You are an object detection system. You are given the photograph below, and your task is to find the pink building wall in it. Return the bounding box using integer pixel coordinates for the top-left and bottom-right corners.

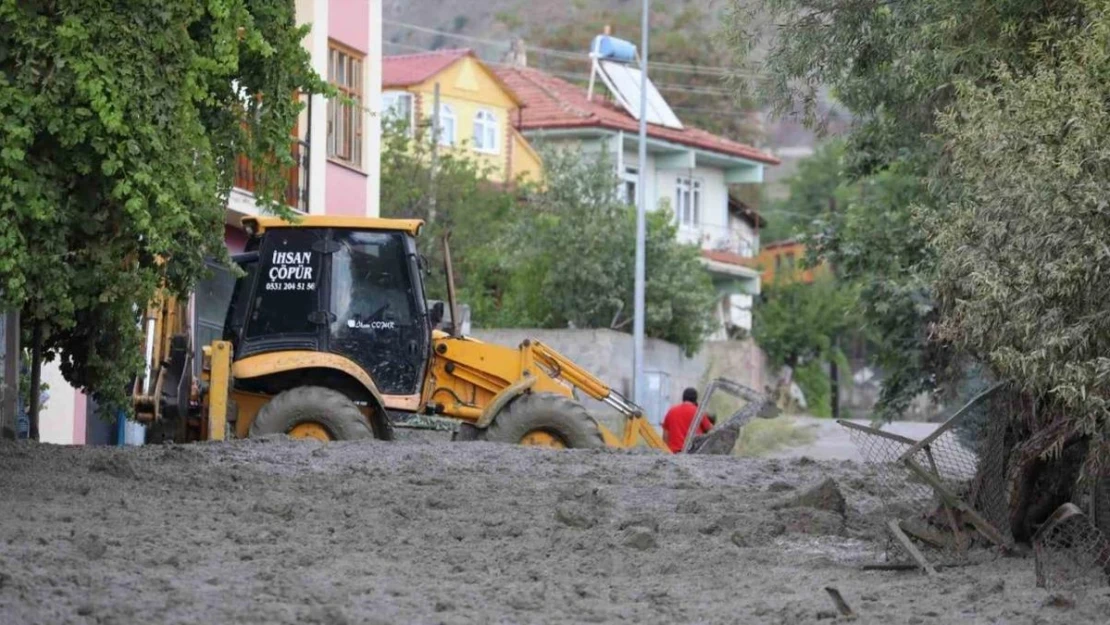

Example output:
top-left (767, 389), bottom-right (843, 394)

top-left (325, 166), bottom-right (369, 216)
top-left (328, 0), bottom-right (370, 54)
top-left (325, 0), bottom-right (372, 217)
top-left (72, 390), bottom-right (86, 445)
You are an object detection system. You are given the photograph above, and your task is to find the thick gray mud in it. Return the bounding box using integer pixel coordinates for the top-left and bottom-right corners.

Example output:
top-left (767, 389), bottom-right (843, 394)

top-left (1, 437), bottom-right (1108, 624)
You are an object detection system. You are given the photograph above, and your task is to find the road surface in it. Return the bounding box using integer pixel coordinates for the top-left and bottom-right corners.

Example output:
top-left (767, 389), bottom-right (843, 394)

top-left (767, 417), bottom-right (941, 461)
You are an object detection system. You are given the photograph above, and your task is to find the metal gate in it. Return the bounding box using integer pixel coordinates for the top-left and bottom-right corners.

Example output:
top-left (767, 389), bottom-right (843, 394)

top-left (641, 370), bottom-right (670, 427)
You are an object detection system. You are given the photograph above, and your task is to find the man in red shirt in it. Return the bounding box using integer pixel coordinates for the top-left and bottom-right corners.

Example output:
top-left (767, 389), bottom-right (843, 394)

top-left (661, 387), bottom-right (713, 453)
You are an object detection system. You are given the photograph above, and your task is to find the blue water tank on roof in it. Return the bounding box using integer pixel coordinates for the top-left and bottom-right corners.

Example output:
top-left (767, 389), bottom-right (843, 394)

top-left (591, 35), bottom-right (637, 63)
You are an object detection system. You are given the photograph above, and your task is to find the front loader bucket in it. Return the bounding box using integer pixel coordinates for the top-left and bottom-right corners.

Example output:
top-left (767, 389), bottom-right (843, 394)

top-left (684, 377), bottom-right (777, 455)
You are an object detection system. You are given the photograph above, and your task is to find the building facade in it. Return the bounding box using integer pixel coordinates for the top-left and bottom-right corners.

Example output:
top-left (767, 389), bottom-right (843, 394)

top-left (752, 239), bottom-right (827, 286)
top-left (493, 64), bottom-right (779, 338)
top-left (381, 49), bottom-right (542, 184)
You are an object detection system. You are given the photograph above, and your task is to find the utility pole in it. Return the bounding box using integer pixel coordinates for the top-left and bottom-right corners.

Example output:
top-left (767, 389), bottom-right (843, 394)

top-left (827, 196), bottom-right (841, 421)
top-left (632, 0), bottom-right (650, 408)
top-left (428, 82), bottom-right (440, 224)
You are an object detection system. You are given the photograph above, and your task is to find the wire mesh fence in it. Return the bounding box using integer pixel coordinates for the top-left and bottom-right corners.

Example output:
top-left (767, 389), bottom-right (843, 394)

top-left (1033, 503), bottom-right (1110, 590)
top-left (1091, 471), bottom-right (1110, 539)
top-left (839, 383), bottom-right (1013, 565)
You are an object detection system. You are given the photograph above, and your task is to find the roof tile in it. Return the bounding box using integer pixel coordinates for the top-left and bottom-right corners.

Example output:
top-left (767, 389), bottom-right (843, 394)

top-left (383, 49), bottom-right (472, 88)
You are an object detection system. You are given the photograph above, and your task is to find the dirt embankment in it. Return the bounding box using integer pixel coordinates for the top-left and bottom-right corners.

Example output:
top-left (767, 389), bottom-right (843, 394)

top-left (1, 437), bottom-right (1108, 624)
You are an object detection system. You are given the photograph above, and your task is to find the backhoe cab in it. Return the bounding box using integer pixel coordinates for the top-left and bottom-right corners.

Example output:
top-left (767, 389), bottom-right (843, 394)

top-left (134, 215), bottom-right (768, 452)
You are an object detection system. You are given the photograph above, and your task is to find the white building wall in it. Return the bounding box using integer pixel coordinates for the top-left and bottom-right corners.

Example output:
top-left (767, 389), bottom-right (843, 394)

top-left (621, 149), bottom-right (658, 214)
top-left (38, 360), bottom-right (76, 444)
top-left (652, 164), bottom-right (728, 249)
top-left (728, 214), bottom-right (759, 257)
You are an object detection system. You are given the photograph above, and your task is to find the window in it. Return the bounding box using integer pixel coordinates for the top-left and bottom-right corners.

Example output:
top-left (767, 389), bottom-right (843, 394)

top-left (676, 177), bottom-right (701, 226)
top-left (327, 42), bottom-right (364, 168)
top-left (472, 109), bottom-right (499, 153)
top-left (330, 230), bottom-right (425, 395)
top-left (193, 261), bottom-right (237, 375)
top-left (382, 91), bottom-right (414, 133)
top-left (435, 103), bottom-right (456, 146)
top-left (245, 228), bottom-right (326, 340)
top-left (622, 167), bottom-right (638, 205)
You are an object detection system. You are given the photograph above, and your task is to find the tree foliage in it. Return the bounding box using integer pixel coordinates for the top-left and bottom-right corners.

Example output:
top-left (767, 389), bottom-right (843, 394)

top-left (760, 139), bottom-right (846, 243)
top-left (722, 0), bottom-right (1103, 417)
top-left (0, 0), bottom-right (327, 415)
top-left (932, 3), bottom-right (1110, 442)
top-left (753, 275), bottom-right (858, 417)
top-left (379, 123), bottom-right (719, 354)
top-left (754, 275), bottom-right (857, 369)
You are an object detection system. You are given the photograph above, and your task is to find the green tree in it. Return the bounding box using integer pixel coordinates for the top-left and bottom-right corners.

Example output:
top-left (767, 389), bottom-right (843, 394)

top-left (753, 275), bottom-right (857, 416)
top-left (760, 139), bottom-right (846, 243)
top-left (379, 126), bottom-right (719, 354)
top-left (932, 2), bottom-right (1110, 452)
top-left (516, 145), bottom-right (718, 355)
top-left (0, 0), bottom-right (327, 435)
top-left (721, 0), bottom-right (1092, 416)
top-left (725, 0), bottom-right (1110, 534)
top-left (378, 117), bottom-right (525, 324)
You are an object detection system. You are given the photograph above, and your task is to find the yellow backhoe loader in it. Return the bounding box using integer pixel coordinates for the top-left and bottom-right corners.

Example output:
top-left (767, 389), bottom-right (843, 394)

top-left (132, 215), bottom-right (768, 452)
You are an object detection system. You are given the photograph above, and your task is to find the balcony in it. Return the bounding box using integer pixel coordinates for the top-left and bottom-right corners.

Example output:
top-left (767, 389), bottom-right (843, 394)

top-left (233, 138), bottom-right (309, 213)
top-left (709, 234), bottom-right (756, 259)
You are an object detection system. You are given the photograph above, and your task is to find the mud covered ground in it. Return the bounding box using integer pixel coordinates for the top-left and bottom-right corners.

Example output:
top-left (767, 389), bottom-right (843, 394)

top-left (2, 435), bottom-right (1109, 624)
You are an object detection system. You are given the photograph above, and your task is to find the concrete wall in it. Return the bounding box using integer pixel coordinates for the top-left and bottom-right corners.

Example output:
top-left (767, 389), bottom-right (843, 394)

top-left (470, 328), bottom-right (770, 428)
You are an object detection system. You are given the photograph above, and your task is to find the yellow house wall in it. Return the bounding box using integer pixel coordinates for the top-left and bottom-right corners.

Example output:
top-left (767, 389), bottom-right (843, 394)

top-left (510, 128), bottom-right (543, 184)
top-left (411, 57), bottom-right (520, 183)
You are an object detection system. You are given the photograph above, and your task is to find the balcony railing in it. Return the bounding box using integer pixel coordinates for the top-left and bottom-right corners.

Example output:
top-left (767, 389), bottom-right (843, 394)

top-left (710, 234), bottom-right (757, 258)
top-left (233, 138), bottom-right (310, 212)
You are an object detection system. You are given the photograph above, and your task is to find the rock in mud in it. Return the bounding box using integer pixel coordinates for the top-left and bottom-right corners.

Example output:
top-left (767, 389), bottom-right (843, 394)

top-left (730, 519), bottom-right (786, 546)
top-left (73, 534), bottom-right (107, 560)
top-left (623, 526), bottom-right (657, 551)
top-left (1042, 593), bottom-right (1076, 610)
top-left (87, 455), bottom-right (138, 480)
top-left (775, 478), bottom-right (847, 517)
top-left (965, 579), bottom-right (1005, 603)
top-left (555, 503), bottom-right (600, 529)
top-left (775, 508), bottom-right (845, 536)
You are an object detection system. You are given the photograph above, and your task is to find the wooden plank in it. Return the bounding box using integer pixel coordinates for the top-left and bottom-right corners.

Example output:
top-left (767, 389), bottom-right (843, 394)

top-left (836, 419), bottom-right (921, 446)
top-left (887, 519), bottom-right (938, 576)
top-left (824, 587), bottom-right (857, 619)
top-left (861, 562), bottom-right (972, 572)
top-left (904, 458), bottom-right (1011, 548)
top-left (925, 447), bottom-right (969, 555)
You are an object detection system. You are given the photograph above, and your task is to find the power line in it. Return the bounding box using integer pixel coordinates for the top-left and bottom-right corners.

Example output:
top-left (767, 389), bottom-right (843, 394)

top-left (382, 19), bottom-right (766, 79)
top-left (383, 37), bottom-right (741, 97)
top-left (384, 41), bottom-right (437, 54)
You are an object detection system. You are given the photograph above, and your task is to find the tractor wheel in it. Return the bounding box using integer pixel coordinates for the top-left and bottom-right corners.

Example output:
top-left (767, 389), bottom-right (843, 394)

top-left (480, 393), bottom-right (605, 449)
top-left (250, 386), bottom-right (374, 442)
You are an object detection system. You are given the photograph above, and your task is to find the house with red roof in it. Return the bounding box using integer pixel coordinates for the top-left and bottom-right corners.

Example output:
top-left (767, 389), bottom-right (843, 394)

top-left (381, 49), bottom-right (543, 183)
top-left (493, 57), bottom-right (779, 337)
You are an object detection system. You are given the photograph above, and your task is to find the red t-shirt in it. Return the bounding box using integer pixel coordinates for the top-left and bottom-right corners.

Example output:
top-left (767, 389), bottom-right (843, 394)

top-left (661, 402), bottom-right (712, 453)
